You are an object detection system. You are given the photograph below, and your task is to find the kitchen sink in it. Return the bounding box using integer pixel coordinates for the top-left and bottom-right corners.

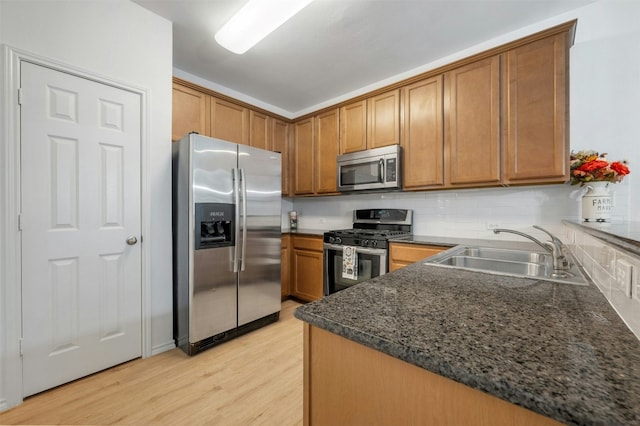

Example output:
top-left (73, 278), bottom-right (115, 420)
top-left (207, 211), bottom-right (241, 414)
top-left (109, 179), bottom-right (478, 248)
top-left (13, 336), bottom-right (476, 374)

top-left (424, 245), bottom-right (589, 285)
top-left (457, 247), bottom-right (551, 265)
top-left (438, 256), bottom-right (549, 276)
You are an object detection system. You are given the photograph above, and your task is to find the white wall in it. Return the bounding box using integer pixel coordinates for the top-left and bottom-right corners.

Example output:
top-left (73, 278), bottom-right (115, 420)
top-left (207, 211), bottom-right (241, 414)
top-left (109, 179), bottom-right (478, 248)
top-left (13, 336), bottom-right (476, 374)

top-left (291, 0), bottom-right (639, 238)
top-left (0, 0), bottom-right (173, 409)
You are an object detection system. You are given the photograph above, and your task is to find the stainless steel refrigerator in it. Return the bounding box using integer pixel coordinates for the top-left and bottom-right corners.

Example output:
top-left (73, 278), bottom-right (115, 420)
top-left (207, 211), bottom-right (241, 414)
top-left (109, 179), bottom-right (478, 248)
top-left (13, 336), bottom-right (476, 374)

top-left (172, 134), bottom-right (281, 355)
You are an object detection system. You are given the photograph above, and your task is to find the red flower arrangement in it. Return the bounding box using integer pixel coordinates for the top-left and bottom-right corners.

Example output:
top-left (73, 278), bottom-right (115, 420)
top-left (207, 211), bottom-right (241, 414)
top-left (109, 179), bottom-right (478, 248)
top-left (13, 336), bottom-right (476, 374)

top-left (570, 150), bottom-right (630, 186)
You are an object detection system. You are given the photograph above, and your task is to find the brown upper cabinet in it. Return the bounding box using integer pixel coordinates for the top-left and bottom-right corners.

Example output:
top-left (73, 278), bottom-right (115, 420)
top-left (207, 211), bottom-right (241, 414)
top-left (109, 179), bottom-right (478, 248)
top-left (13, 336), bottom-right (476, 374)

top-left (503, 33), bottom-right (569, 184)
top-left (292, 110), bottom-right (340, 196)
top-left (172, 82), bottom-right (209, 141)
top-left (210, 97), bottom-right (249, 145)
top-left (171, 21), bottom-right (574, 196)
top-left (271, 118), bottom-right (291, 196)
top-left (368, 90), bottom-right (401, 149)
top-left (444, 55), bottom-right (502, 187)
top-left (339, 100), bottom-right (366, 153)
top-left (250, 110), bottom-right (270, 150)
top-left (401, 75), bottom-right (444, 189)
top-left (172, 78), bottom-right (291, 194)
top-left (340, 89), bottom-right (400, 154)
top-left (315, 109), bottom-right (340, 194)
top-left (293, 117), bottom-right (315, 195)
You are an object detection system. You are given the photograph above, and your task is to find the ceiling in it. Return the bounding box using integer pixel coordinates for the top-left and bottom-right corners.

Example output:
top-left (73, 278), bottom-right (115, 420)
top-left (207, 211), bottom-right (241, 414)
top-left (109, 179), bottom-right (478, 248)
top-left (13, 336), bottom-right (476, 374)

top-left (133, 0), bottom-right (594, 117)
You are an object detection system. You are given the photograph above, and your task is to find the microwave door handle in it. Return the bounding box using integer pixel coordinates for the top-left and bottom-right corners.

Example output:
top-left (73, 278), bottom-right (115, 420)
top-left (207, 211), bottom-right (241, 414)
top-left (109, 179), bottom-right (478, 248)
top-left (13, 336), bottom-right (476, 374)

top-left (378, 158), bottom-right (384, 183)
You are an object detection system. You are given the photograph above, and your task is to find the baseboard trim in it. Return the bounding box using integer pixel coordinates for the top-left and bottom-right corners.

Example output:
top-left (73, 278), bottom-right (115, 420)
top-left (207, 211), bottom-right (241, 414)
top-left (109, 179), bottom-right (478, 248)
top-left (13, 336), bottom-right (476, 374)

top-left (151, 341), bottom-right (176, 356)
top-left (0, 398), bottom-right (8, 412)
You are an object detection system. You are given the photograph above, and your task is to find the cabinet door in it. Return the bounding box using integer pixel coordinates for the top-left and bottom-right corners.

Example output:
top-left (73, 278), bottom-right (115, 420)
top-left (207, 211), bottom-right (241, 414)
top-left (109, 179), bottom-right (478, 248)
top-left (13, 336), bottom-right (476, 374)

top-left (339, 100), bottom-right (367, 154)
top-left (292, 236), bottom-right (323, 302)
top-left (504, 34), bottom-right (568, 184)
top-left (249, 110), bottom-right (270, 150)
top-left (368, 89), bottom-right (400, 149)
top-left (389, 243), bottom-right (447, 272)
top-left (271, 118), bottom-right (291, 196)
top-left (315, 109), bottom-right (340, 194)
top-left (172, 83), bottom-right (209, 141)
top-left (293, 117), bottom-right (315, 195)
top-left (445, 55), bottom-right (501, 186)
top-left (210, 97), bottom-right (249, 145)
top-left (401, 76), bottom-right (444, 189)
top-left (292, 248), bottom-right (323, 302)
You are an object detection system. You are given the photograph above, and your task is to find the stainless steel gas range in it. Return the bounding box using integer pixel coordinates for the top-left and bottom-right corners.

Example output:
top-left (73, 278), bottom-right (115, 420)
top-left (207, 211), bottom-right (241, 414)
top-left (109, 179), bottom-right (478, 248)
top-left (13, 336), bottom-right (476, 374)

top-left (323, 209), bottom-right (412, 295)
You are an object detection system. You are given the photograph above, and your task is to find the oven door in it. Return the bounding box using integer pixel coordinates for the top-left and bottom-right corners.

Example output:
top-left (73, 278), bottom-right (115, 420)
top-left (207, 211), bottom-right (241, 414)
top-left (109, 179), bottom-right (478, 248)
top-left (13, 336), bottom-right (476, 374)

top-left (323, 243), bottom-right (388, 296)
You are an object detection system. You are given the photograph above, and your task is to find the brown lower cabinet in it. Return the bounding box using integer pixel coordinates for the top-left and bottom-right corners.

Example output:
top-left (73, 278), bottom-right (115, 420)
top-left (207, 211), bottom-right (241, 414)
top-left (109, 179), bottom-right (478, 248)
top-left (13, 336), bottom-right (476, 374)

top-left (389, 242), bottom-right (448, 272)
top-left (290, 234), bottom-right (324, 302)
top-left (303, 324), bottom-right (562, 425)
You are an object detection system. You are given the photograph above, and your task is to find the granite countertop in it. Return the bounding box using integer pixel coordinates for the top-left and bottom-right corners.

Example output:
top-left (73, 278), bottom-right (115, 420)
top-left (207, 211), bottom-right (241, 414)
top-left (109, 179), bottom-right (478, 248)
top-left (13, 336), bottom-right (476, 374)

top-left (295, 259), bottom-right (640, 425)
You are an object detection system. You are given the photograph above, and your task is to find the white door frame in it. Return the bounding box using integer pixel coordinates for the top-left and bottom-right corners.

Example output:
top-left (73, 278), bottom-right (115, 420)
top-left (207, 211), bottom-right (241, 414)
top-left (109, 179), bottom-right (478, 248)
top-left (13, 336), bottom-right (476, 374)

top-left (0, 45), bottom-right (152, 409)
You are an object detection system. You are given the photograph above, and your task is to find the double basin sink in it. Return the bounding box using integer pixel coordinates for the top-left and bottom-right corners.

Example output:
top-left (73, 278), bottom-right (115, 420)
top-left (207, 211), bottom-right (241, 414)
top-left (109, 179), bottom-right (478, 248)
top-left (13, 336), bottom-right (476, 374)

top-left (425, 245), bottom-right (589, 285)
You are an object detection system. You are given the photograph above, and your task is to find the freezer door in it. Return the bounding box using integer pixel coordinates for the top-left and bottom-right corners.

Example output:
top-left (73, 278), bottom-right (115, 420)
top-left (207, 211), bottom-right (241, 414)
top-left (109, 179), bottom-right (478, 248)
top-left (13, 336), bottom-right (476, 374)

top-left (190, 136), bottom-right (239, 341)
top-left (192, 135), bottom-right (236, 204)
top-left (237, 145), bottom-right (282, 326)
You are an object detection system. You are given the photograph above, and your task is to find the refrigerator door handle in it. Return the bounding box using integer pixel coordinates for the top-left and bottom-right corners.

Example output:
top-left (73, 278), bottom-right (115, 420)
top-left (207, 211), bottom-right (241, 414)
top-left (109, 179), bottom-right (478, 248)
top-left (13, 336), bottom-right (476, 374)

top-left (240, 168), bottom-right (248, 272)
top-left (232, 167), bottom-right (240, 273)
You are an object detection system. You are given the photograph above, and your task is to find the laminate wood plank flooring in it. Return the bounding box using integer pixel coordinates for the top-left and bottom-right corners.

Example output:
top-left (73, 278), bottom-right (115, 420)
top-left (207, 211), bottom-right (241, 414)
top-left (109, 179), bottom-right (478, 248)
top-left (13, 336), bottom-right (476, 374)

top-left (0, 300), bottom-right (304, 425)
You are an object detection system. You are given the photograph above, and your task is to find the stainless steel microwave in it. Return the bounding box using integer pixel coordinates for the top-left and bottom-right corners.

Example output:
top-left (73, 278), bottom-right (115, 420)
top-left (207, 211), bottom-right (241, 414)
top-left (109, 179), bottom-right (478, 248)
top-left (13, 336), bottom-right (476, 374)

top-left (337, 145), bottom-right (402, 192)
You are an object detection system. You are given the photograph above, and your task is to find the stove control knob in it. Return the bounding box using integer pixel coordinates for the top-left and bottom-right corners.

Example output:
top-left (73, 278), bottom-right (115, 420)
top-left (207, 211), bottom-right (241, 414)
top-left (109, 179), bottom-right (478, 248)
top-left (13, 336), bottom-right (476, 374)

top-left (335, 237), bottom-right (342, 244)
top-left (371, 240), bottom-right (378, 247)
top-left (362, 239), bottom-right (369, 246)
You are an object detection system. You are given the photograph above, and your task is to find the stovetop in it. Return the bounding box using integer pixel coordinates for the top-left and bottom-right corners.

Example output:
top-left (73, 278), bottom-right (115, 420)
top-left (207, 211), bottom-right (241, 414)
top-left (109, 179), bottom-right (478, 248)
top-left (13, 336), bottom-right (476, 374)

top-left (323, 229), bottom-right (411, 249)
top-left (324, 209), bottom-right (413, 249)
top-left (328, 229), bottom-right (411, 239)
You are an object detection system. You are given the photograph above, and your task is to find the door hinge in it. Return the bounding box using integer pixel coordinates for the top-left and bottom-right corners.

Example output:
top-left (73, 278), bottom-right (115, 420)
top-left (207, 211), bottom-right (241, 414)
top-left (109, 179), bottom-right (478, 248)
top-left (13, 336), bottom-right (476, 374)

top-left (18, 213), bottom-right (22, 231)
top-left (18, 88), bottom-right (23, 106)
top-left (19, 338), bottom-right (24, 356)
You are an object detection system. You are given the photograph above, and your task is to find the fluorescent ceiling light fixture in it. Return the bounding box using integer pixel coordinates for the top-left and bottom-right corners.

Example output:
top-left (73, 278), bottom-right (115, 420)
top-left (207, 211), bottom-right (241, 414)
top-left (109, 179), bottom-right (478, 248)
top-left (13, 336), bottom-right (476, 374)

top-left (215, 0), bottom-right (314, 54)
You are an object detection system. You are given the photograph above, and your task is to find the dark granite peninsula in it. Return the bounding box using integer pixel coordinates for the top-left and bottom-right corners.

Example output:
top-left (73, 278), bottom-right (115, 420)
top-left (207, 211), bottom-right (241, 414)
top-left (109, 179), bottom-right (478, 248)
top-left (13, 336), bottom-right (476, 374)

top-left (295, 256), bottom-right (640, 425)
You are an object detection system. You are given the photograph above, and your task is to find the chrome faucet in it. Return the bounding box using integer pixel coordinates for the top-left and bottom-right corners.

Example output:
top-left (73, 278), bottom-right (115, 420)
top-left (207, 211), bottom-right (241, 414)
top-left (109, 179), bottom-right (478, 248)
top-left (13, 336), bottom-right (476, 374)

top-left (493, 226), bottom-right (571, 275)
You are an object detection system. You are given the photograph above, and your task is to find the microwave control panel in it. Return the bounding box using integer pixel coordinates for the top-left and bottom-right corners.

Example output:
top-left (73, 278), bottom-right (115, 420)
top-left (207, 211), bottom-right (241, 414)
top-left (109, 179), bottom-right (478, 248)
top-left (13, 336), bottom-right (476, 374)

top-left (386, 158), bottom-right (397, 182)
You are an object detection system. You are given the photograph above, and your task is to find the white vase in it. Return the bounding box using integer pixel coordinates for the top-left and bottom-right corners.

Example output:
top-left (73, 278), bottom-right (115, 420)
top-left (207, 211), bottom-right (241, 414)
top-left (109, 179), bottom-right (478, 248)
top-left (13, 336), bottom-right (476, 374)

top-left (581, 181), bottom-right (612, 222)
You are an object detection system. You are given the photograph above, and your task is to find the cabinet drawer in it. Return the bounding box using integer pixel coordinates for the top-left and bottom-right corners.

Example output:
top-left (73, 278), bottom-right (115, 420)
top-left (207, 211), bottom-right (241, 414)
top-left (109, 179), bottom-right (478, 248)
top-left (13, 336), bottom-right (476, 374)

top-left (390, 243), bottom-right (448, 263)
top-left (293, 235), bottom-right (324, 252)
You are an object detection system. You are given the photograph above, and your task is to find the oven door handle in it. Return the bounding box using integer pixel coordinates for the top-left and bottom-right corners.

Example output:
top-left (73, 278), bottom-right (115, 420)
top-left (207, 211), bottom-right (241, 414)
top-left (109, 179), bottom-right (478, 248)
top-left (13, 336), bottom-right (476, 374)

top-left (323, 243), bottom-right (387, 256)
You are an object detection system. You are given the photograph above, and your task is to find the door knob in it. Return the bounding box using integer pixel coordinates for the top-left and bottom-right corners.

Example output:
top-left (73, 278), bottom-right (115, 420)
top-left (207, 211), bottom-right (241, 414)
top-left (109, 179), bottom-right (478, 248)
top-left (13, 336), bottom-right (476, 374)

top-left (126, 236), bottom-right (138, 246)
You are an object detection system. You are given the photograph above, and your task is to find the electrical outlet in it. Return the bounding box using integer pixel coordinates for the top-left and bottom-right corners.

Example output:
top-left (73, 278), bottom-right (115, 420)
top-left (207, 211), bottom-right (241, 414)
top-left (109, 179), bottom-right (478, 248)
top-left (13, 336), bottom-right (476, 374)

top-left (486, 222), bottom-right (502, 230)
top-left (616, 259), bottom-right (633, 298)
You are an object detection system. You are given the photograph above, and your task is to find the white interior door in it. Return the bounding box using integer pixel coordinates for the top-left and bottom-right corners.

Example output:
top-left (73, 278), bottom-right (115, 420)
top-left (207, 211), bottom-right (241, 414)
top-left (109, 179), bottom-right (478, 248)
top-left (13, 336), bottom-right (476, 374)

top-left (20, 62), bottom-right (142, 397)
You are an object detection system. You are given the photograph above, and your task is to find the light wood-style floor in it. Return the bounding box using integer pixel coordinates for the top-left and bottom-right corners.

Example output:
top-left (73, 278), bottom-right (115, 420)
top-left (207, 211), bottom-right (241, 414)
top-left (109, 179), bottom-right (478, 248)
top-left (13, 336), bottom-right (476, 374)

top-left (0, 300), bottom-right (304, 425)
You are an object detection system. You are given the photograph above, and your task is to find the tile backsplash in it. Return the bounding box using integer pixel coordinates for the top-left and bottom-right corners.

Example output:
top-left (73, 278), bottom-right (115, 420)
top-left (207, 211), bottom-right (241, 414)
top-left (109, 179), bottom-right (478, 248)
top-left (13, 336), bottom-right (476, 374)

top-left (284, 183), bottom-right (630, 238)
top-left (564, 224), bottom-right (640, 340)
